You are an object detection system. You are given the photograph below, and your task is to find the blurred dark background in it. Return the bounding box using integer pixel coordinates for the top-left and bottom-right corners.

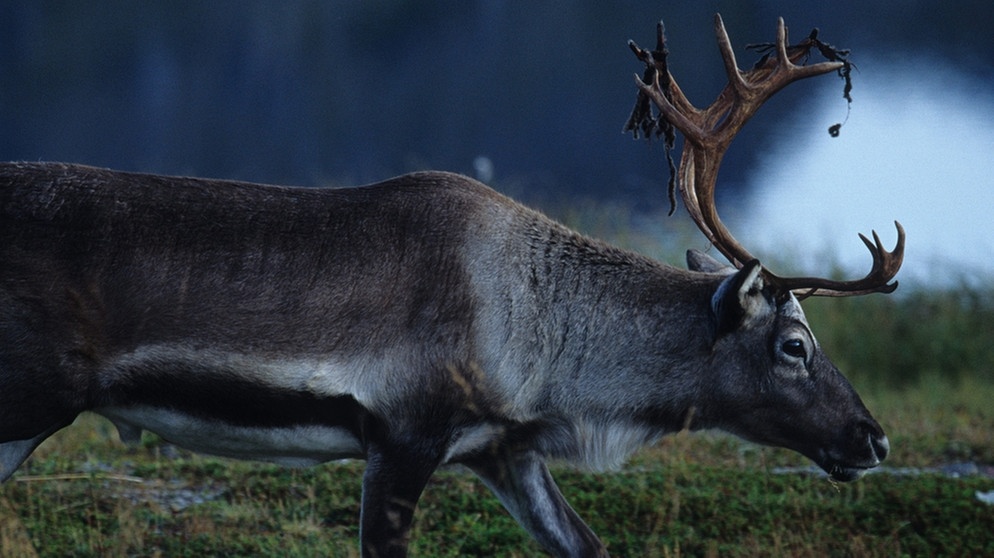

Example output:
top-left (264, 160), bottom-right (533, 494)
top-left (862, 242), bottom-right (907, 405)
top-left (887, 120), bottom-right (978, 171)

top-left (2, 1), bottom-right (992, 213)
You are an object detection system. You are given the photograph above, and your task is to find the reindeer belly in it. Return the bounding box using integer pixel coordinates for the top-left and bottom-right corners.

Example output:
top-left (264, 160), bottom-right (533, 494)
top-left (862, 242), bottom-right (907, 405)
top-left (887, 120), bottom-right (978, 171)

top-left (95, 346), bottom-right (373, 465)
top-left (96, 406), bottom-right (364, 466)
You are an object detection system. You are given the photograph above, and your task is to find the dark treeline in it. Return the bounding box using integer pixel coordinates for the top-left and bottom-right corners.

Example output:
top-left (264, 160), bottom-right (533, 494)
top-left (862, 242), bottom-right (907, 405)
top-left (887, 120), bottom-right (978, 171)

top-left (2, 1), bottom-right (991, 210)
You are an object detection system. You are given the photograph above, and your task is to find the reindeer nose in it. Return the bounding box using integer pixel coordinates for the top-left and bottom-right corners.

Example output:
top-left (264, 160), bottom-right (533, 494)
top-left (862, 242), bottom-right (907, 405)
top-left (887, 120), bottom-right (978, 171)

top-left (871, 433), bottom-right (890, 463)
top-left (855, 420), bottom-right (888, 466)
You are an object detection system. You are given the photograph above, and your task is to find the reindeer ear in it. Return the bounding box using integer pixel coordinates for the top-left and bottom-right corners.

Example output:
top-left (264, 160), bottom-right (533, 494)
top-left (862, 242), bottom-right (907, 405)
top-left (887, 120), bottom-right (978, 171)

top-left (711, 260), bottom-right (774, 335)
top-left (686, 249), bottom-right (734, 274)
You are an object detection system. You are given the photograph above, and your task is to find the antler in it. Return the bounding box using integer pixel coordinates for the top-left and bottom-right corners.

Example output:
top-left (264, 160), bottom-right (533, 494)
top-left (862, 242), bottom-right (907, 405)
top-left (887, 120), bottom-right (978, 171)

top-left (627, 14), bottom-right (904, 297)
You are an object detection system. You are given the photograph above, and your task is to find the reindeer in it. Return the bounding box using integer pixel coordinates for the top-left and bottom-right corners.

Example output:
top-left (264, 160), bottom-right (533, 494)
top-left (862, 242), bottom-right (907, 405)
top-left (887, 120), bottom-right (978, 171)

top-left (0, 14), bottom-right (901, 558)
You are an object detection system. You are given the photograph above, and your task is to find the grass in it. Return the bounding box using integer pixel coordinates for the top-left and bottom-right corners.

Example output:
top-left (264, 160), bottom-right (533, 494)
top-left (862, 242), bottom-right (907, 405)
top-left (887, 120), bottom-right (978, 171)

top-left (802, 287), bottom-right (994, 390)
top-left (1, 372), bottom-right (991, 557)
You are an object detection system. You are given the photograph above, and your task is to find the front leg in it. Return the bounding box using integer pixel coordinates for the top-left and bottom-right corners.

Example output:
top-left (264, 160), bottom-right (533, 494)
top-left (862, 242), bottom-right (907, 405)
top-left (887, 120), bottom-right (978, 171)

top-left (466, 449), bottom-right (609, 558)
top-left (360, 439), bottom-right (441, 558)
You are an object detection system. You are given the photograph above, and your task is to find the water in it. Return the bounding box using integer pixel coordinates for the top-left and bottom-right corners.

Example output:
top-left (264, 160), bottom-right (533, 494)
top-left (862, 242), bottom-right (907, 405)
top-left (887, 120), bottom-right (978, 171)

top-left (741, 56), bottom-right (994, 288)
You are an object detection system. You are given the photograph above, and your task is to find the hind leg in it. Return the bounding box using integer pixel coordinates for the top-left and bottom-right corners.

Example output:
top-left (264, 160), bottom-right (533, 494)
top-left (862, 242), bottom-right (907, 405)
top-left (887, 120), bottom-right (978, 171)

top-left (0, 425), bottom-right (66, 482)
top-left (0, 355), bottom-right (83, 481)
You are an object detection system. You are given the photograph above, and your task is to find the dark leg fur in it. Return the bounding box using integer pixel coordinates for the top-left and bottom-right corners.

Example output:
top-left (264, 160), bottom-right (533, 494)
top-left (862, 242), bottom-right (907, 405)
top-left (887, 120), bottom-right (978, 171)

top-left (467, 449), bottom-right (608, 558)
top-left (359, 440), bottom-right (442, 558)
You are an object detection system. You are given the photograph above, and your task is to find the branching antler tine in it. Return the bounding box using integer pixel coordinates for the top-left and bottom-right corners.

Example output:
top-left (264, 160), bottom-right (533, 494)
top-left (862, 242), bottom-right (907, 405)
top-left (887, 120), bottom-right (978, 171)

top-left (858, 232), bottom-right (882, 268)
top-left (858, 228), bottom-right (898, 280)
top-left (628, 35), bottom-right (699, 121)
top-left (775, 17), bottom-right (790, 67)
top-left (860, 229), bottom-right (892, 267)
top-left (855, 221), bottom-right (905, 288)
top-left (633, 73), bottom-right (706, 144)
top-left (665, 72), bottom-right (700, 117)
top-left (873, 220), bottom-right (905, 275)
top-left (714, 14), bottom-right (748, 93)
top-left (783, 221), bottom-right (906, 297)
top-left (629, 14), bottom-right (905, 297)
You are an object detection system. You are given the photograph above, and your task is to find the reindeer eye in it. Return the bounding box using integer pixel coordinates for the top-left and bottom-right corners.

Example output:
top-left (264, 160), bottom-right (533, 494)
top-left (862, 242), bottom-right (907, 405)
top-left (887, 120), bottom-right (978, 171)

top-left (781, 339), bottom-right (807, 360)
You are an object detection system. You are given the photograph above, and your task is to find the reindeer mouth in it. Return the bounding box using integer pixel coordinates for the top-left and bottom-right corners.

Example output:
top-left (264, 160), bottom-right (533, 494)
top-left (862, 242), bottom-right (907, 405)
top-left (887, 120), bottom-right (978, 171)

top-left (819, 433), bottom-right (890, 482)
top-left (826, 464), bottom-right (873, 482)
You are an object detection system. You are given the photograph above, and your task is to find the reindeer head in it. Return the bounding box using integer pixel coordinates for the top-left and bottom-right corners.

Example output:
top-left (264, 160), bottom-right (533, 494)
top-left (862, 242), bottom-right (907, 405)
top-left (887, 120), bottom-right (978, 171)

top-left (629, 15), bottom-right (903, 480)
top-left (687, 250), bottom-right (889, 480)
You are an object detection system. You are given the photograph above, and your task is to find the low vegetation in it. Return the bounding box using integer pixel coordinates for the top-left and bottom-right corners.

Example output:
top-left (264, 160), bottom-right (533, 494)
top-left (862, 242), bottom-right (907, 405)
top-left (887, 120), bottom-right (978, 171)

top-left (1, 380), bottom-right (992, 558)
